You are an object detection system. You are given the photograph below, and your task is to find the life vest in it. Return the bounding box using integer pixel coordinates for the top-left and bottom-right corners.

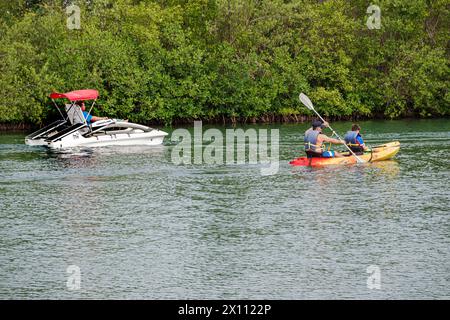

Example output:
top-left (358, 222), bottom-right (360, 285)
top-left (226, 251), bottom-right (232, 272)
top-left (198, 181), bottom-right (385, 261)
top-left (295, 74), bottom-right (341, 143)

top-left (304, 129), bottom-right (321, 152)
top-left (344, 131), bottom-right (364, 153)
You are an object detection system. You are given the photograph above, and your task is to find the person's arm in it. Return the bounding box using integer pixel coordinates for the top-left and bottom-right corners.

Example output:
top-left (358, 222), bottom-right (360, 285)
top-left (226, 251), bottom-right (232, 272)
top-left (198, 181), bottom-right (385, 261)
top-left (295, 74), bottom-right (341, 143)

top-left (319, 134), bottom-right (344, 145)
top-left (356, 136), bottom-right (368, 150)
top-left (90, 116), bottom-right (109, 122)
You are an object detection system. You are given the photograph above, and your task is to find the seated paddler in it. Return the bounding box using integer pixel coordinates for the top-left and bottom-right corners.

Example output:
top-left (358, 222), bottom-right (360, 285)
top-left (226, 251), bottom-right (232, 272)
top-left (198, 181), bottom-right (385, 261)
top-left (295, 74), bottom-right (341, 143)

top-left (304, 120), bottom-right (344, 158)
top-left (344, 124), bottom-right (368, 155)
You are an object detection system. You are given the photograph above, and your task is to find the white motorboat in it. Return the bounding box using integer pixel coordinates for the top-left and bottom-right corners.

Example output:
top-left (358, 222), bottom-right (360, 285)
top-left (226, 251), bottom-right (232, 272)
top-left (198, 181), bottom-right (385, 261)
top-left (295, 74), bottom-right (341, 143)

top-left (25, 89), bottom-right (168, 149)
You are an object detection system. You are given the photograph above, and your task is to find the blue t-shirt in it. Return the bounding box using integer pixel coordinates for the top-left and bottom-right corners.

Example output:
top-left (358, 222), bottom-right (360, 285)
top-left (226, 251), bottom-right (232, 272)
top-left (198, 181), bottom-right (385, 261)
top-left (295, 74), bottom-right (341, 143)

top-left (82, 111), bottom-right (92, 124)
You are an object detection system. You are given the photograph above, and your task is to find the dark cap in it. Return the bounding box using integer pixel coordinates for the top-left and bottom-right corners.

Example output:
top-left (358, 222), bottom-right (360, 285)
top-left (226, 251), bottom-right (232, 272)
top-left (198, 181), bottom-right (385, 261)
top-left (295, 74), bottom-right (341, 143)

top-left (312, 119), bottom-right (325, 129)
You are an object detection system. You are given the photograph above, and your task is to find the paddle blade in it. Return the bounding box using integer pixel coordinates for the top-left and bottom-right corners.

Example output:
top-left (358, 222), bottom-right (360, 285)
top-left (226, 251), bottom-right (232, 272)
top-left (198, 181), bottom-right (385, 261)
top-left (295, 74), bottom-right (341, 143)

top-left (299, 93), bottom-right (314, 110)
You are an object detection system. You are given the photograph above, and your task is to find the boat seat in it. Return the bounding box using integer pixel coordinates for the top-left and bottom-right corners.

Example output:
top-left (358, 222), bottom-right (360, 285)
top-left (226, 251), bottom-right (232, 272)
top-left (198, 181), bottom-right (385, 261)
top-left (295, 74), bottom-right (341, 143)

top-left (65, 104), bottom-right (86, 125)
top-left (65, 103), bottom-right (89, 134)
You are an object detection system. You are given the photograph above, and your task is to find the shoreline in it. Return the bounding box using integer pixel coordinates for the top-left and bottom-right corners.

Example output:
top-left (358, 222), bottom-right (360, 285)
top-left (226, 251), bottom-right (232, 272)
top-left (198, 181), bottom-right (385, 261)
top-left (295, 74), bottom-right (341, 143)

top-left (0, 114), bottom-right (446, 132)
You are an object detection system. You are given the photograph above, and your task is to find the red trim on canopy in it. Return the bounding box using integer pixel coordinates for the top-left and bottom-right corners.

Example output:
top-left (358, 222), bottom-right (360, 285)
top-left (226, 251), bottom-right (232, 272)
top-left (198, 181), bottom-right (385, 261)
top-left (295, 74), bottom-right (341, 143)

top-left (49, 90), bottom-right (99, 101)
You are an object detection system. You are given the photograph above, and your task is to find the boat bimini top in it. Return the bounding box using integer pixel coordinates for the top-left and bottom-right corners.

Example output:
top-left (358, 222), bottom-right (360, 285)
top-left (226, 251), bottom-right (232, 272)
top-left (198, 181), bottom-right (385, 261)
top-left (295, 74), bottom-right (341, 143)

top-left (50, 89), bottom-right (99, 127)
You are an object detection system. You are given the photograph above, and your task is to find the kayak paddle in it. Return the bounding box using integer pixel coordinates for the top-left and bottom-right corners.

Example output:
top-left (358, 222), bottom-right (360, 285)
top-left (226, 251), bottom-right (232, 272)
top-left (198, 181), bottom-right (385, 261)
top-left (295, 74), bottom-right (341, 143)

top-left (299, 93), bottom-right (365, 163)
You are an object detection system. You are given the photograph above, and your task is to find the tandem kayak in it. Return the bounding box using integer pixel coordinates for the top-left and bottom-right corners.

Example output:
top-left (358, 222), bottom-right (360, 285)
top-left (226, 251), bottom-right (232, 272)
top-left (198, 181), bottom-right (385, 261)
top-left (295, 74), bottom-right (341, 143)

top-left (289, 141), bottom-right (400, 167)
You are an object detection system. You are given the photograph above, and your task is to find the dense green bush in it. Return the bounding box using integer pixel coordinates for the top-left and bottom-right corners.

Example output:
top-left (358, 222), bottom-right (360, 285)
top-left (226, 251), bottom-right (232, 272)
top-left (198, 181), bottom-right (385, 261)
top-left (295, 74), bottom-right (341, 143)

top-left (0, 0), bottom-right (448, 125)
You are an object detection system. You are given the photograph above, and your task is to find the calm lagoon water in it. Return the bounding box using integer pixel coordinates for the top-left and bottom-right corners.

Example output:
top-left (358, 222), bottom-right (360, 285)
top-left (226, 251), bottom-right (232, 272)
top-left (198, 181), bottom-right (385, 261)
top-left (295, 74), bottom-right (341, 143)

top-left (0, 119), bottom-right (449, 299)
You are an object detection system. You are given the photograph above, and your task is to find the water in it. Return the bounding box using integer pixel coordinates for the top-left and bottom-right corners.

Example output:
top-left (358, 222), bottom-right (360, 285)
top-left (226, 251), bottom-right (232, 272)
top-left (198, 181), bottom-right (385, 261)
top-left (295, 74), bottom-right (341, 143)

top-left (0, 119), bottom-right (449, 299)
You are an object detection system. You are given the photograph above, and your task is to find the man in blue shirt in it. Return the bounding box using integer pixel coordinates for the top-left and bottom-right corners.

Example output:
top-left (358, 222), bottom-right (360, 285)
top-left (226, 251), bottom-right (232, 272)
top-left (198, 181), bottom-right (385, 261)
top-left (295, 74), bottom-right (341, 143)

top-left (343, 124), bottom-right (368, 154)
top-left (80, 102), bottom-right (108, 124)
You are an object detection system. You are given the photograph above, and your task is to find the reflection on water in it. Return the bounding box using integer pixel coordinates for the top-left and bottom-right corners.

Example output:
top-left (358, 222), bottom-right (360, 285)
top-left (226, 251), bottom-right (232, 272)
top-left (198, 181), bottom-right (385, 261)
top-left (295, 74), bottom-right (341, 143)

top-left (290, 160), bottom-right (401, 187)
top-left (0, 119), bottom-right (449, 299)
top-left (46, 148), bottom-right (96, 169)
top-left (371, 160), bottom-right (400, 178)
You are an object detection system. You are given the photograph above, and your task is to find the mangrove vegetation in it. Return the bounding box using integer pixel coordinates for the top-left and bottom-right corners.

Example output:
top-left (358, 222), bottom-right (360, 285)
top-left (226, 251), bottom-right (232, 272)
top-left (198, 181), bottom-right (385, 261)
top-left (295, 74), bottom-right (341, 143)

top-left (0, 0), bottom-right (449, 125)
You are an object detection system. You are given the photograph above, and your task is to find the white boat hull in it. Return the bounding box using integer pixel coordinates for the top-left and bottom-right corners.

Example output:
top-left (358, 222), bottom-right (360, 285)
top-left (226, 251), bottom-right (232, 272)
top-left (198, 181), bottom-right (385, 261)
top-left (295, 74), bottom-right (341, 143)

top-left (25, 138), bottom-right (47, 146)
top-left (46, 129), bottom-right (168, 149)
top-left (25, 91), bottom-right (169, 150)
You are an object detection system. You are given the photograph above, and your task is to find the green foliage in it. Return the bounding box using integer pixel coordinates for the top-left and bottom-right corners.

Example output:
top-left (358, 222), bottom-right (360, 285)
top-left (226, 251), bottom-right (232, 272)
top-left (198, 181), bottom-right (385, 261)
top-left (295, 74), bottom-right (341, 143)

top-left (0, 0), bottom-right (448, 125)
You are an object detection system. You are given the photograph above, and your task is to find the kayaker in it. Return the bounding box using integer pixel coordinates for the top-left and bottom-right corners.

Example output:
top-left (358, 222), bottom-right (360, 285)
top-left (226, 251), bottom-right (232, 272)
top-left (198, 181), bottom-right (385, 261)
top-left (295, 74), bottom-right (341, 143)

top-left (79, 102), bottom-right (109, 124)
top-left (304, 120), bottom-right (345, 158)
top-left (344, 124), bottom-right (368, 155)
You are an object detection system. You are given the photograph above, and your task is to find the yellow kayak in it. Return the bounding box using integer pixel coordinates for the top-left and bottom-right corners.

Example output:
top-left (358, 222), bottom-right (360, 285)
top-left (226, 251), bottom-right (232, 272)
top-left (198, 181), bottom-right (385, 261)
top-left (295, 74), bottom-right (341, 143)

top-left (290, 141), bottom-right (400, 166)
